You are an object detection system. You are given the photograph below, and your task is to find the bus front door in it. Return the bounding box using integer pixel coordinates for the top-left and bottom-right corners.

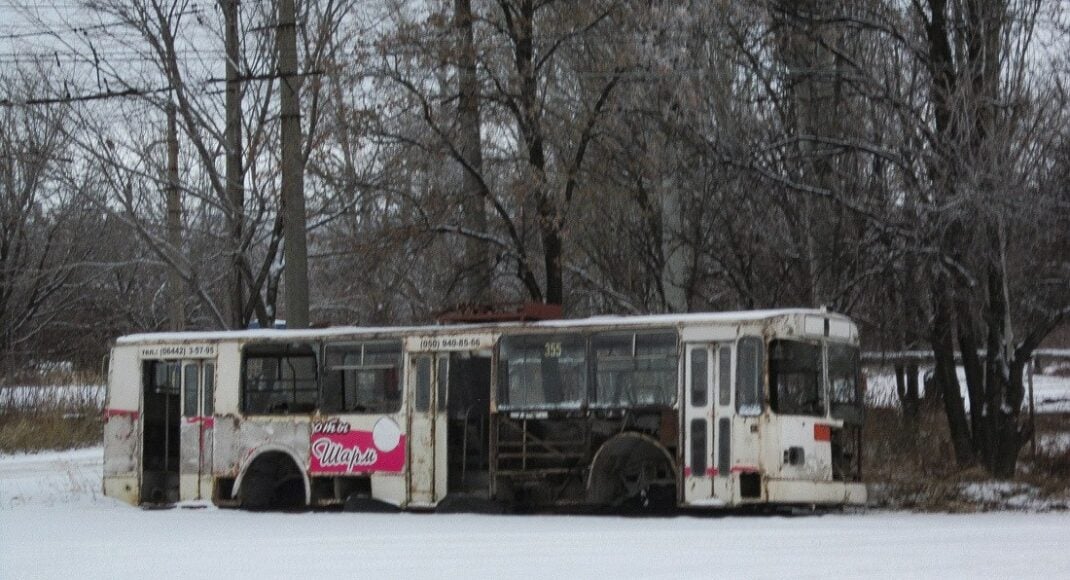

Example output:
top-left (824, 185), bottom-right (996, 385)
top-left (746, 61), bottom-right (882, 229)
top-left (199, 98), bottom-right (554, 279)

top-left (179, 361), bottom-right (215, 501)
top-left (683, 343), bottom-right (735, 506)
top-left (407, 353), bottom-right (449, 506)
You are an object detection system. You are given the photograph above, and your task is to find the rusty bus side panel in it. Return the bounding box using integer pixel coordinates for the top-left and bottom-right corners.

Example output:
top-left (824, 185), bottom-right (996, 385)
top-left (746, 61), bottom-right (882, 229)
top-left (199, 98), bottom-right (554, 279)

top-left (214, 414), bottom-right (311, 501)
top-left (103, 346), bottom-right (142, 505)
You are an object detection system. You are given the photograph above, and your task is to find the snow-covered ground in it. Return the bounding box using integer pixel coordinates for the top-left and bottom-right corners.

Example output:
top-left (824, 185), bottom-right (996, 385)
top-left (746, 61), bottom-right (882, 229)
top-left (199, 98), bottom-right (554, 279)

top-left (865, 367), bottom-right (1070, 412)
top-left (2, 448), bottom-right (1070, 578)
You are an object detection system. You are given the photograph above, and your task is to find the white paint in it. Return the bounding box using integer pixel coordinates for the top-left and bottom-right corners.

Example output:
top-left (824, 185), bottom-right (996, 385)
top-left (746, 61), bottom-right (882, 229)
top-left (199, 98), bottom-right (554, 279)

top-left (404, 333), bottom-right (496, 352)
top-left (372, 417), bottom-right (401, 452)
top-left (804, 316), bottom-right (826, 336)
top-left (680, 325), bottom-right (738, 342)
top-left (137, 343), bottom-right (216, 359)
top-left (829, 319), bottom-right (852, 339)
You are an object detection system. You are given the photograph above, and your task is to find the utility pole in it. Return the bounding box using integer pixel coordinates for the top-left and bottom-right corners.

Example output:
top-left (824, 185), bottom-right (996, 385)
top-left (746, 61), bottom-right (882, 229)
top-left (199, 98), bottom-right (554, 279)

top-left (166, 97), bottom-right (185, 331)
top-left (224, 0), bottom-right (245, 329)
top-left (278, 0), bottom-right (309, 329)
top-left (454, 0), bottom-right (489, 305)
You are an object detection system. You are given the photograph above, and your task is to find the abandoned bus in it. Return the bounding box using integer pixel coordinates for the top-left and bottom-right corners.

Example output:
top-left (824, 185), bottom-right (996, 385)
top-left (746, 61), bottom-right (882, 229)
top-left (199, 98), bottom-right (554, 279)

top-left (102, 309), bottom-right (866, 510)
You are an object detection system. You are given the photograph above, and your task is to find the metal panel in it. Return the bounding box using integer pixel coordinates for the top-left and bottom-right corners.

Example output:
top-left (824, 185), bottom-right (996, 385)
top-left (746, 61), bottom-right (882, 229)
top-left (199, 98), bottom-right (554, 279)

top-left (804, 316), bottom-right (825, 337)
top-left (107, 347), bottom-right (141, 410)
top-left (214, 343), bottom-right (241, 414)
top-left (404, 333), bottom-right (496, 352)
top-left (103, 413), bottom-right (137, 476)
top-left (828, 319), bottom-right (852, 339)
top-left (680, 326), bottom-right (737, 343)
top-left (407, 354), bottom-right (436, 505)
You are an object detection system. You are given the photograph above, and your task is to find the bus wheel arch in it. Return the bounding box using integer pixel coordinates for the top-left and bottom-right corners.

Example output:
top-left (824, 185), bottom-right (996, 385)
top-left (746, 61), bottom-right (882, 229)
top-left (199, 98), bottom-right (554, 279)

top-left (587, 432), bottom-right (676, 508)
top-left (234, 447), bottom-right (310, 510)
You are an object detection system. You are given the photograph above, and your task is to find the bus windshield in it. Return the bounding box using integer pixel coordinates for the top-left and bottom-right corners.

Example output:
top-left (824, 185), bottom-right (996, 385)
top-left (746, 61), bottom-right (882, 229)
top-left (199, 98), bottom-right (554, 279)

top-left (769, 340), bottom-right (825, 416)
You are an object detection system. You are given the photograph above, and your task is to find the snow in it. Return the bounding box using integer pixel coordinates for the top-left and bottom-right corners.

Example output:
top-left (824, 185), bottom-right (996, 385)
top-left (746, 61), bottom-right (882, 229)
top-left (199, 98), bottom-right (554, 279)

top-left (864, 367), bottom-right (1070, 413)
top-left (0, 447), bottom-right (108, 509)
top-left (0, 384), bottom-right (104, 410)
top-left (958, 481), bottom-right (1064, 510)
top-left (116, 308), bottom-right (834, 344)
top-left (1040, 432), bottom-right (1070, 453)
top-left (3, 448), bottom-right (1070, 578)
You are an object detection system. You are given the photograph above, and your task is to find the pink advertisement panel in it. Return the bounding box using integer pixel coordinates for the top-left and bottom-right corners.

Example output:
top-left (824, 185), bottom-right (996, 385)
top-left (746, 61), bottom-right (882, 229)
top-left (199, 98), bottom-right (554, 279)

top-left (310, 418), bottom-right (406, 474)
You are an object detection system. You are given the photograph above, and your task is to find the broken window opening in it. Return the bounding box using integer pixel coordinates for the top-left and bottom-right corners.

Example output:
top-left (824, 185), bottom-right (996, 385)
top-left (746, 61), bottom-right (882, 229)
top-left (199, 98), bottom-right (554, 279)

top-left (242, 344), bottom-right (318, 415)
top-left (322, 341), bottom-right (402, 414)
top-left (591, 331), bottom-right (677, 408)
top-left (828, 343), bottom-right (863, 423)
top-left (498, 333), bottom-right (586, 410)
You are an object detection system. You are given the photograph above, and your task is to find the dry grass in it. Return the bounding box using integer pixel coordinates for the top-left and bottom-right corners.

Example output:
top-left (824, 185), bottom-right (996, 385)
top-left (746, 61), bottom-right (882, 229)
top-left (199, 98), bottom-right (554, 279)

top-left (0, 384), bottom-right (103, 454)
top-left (864, 396), bottom-right (1070, 510)
top-left (1020, 413), bottom-right (1070, 493)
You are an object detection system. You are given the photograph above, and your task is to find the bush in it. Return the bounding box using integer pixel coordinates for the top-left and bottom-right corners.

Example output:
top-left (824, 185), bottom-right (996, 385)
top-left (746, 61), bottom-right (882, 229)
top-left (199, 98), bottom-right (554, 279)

top-left (0, 384), bottom-right (103, 454)
top-left (864, 393), bottom-right (1070, 510)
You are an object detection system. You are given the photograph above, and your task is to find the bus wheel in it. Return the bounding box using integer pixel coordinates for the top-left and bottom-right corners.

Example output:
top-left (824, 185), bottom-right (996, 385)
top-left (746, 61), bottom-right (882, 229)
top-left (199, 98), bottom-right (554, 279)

top-left (588, 433), bottom-right (676, 511)
top-left (239, 452), bottom-right (307, 511)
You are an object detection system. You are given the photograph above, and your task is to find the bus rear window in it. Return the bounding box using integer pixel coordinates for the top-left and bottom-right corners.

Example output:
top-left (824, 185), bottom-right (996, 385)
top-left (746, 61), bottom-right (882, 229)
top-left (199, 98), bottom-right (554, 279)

top-left (322, 342), bottom-right (402, 414)
top-left (499, 334), bottom-right (586, 410)
top-left (242, 344), bottom-right (318, 414)
top-left (592, 331), bottom-right (677, 407)
top-left (769, 340), bottom-right (824, 416)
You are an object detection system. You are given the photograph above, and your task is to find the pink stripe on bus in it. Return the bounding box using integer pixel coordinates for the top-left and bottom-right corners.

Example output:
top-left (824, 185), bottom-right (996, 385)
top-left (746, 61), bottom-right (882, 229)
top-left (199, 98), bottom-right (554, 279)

top-left (103, 408), bottom-right (139, 419)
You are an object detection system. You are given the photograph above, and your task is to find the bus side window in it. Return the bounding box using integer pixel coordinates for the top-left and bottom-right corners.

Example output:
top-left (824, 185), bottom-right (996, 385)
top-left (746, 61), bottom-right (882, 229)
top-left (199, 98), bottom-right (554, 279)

top-left (203, 363), bottom-right (215, 416)
top-left (322, 342), bottom-right (402, 414)
top-left (736, 337), bottom-right (763, 416)
top-left (718, 345), bottom-right (731, 406)
top-left (182, 362), bottom-right (199, 417)
top-left (690, 348), bottom-right (707, 407)
top-left (242, 344), bottom-right (318, 415)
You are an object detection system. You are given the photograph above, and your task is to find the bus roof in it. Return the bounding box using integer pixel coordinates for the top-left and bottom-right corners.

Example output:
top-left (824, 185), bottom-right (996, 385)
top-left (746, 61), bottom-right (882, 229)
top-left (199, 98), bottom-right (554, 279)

top-left (115, 308), bottom-right (847, 345)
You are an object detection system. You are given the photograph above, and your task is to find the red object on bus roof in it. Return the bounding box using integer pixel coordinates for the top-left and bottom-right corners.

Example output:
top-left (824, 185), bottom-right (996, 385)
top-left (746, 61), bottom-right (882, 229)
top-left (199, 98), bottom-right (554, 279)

top-left (436, 302), bottom-right (563, 324)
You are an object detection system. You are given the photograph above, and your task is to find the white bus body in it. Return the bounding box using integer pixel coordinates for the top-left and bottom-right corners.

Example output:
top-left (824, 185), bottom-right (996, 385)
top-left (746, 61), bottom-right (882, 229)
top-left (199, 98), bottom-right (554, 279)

top-left (103, 309), bottom-right (866, 510)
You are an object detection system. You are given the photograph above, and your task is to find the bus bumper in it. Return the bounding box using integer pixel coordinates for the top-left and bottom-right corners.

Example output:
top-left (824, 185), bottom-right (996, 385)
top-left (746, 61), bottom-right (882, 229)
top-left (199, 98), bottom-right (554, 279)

top-left (764, 479), bottom-right (867, 506)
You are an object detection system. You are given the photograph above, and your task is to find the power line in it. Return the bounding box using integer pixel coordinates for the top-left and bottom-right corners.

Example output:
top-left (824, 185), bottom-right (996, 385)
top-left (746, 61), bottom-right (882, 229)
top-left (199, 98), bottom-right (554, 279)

top-left (0, 4), bottom-right (209, 40)
top-left (0, 84), bottom-right (171, 106)
top-left (0, 68), bottom-right (323, 106)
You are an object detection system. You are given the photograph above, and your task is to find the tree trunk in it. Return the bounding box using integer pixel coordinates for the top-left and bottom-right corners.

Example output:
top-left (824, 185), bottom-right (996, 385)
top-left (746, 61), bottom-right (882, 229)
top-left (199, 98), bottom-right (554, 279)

top-left (955, 297), bottom-right (986, 455)
top-left (930, 282), bottom-right (974, 466)
top-left (510, 0), bottom-right (560, 306)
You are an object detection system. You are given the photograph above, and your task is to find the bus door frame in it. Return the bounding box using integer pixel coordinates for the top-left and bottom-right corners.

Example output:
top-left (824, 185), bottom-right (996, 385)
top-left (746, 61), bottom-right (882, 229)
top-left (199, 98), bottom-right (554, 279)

top-left (179, 359), bottom-right (215, 501)
top-left (406, 352), bottom-right (449, 506)
top-left (682, 343), bottom-right (714, 504)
